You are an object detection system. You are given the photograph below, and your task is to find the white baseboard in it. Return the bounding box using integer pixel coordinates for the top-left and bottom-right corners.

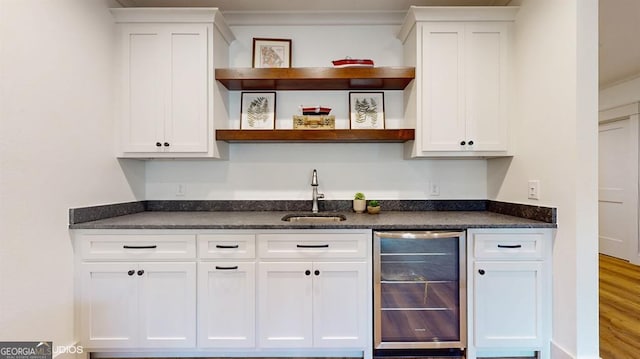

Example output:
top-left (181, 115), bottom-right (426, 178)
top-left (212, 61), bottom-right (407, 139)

top-left (551, 341), bottom-right (573, 359)
top-left (550, 340), bottom-right (602, 359)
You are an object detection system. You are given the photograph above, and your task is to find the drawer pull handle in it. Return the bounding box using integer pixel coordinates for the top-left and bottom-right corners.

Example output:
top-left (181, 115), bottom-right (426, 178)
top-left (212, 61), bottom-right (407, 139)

top-left (215, 266), bottom-right (239, 270)
top-left (216, 244), bottom-right (239, 249)
top-left (127, 270), bottom-right (135, 276)
top-left (137, 270), bottom-right (144, 276)
top-left (123, 245), bottom-right (157, 249)
top-left (478, 269), bottom-right (486, 275)
top-left (296, 244), bottom-right (330, 248)
top-left (497, 244), bottom-right (522, 249)
top-left (305, 270), bottom-right (311, 276)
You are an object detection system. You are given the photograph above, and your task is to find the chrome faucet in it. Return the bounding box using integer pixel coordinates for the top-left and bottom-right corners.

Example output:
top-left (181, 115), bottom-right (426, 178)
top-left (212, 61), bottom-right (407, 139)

top-left (311, 169), bottom-right (324, 213)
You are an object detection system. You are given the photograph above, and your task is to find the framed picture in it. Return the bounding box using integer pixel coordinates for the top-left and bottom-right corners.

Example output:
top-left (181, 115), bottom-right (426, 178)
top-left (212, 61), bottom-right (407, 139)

top-left (252, 38), bottom-right (292, 68)
top-left (349, 92), bottom-right (385, 129)
top-left (240, 92), bottom-right (276, 130)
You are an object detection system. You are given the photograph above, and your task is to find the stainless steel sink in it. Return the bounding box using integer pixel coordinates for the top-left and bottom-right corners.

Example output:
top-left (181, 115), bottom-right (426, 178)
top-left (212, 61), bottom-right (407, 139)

top-left (281, 213), bottom-right (347, 223)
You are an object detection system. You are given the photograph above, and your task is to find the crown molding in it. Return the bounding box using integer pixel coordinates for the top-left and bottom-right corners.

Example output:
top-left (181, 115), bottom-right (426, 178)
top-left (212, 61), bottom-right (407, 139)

top-left (222, 10), bottom-right (406, 26)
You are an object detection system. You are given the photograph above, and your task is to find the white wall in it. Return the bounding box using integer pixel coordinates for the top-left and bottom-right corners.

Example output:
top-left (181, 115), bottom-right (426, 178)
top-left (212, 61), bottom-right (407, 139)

top-left (146, 144), bottom-right (487, 200)
top-left (144, 21), bottom-right (488, 201)
top-left (0, 0), bottom-right (142, 349)
top-left (600, 75), bottom-right (640, 110)
top-left (487, 0), bottom-right (599, 358)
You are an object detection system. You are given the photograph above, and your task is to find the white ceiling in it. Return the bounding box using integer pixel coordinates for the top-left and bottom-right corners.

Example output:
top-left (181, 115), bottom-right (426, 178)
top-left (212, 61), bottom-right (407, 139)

top-left (117, 0), bottom-right (640, 88)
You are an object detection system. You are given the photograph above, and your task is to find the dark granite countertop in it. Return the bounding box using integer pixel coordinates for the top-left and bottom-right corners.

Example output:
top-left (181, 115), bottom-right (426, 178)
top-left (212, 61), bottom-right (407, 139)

top-left (69, 210), bottom-right (555, 230)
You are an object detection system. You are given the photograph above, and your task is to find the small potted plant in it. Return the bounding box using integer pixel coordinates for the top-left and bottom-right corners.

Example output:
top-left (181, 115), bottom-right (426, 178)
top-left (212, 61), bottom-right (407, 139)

top-left (367, 200), bottom-right (381, 214)
top-left (353, 192), bottom-right (366, 213)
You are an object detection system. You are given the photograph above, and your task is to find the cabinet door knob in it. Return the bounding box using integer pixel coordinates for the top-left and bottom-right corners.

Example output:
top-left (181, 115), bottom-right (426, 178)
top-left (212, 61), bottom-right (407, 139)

top-left (127, 270), bottom-right (135, 276)
top-left (137, 269), bottom-right (144, 276)
top-left (305, 270), bottom-right (311, 276)
top-left (163, 142), bottom-right (170, 147)
top-left (478, 269), bottom-right (485, 275)
top-left (468, 140), bottom-right (474, 146)
top-left (460, 140), bottom-right (466, 146)
top-left (314, 270), bottom-right (320, 276)
top-left (156, 142), bottom-right (162, 147)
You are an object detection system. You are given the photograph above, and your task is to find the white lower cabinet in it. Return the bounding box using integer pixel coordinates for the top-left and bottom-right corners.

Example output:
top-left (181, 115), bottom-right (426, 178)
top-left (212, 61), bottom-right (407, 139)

top-left (466, 228), bottom-right (553, 359)
top-left (256, 231), bottom-right (370, 350)
top-left (473, 261), bottom-right (543, 347)
top-left (258, 261), bottom-right (367, 349)
top-left (80, 262), bottom-right (196, 348)
top-left (197, 261), bottom-right (256, 348)
top-left (258, 262), bottom-right (313, 347)
top-left (74, 229), bottom-right (371, 356)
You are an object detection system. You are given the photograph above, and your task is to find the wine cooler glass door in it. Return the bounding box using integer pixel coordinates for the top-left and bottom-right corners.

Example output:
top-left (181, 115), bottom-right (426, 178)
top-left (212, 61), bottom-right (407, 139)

top-left (374, 231), bottom-right (466, 350)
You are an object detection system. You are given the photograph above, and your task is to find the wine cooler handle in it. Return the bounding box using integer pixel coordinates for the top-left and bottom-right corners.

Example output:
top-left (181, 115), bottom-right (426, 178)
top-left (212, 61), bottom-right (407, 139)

top-left (374, 231), bottom-right (465, 239)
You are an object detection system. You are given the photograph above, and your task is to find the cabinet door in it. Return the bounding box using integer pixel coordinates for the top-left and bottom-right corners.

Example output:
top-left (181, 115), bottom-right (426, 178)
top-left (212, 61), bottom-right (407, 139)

top-left (258, 262), bottom-right (313, 348)
top-left (420, 23), bottom-right (466, 151)
top-left (164, 24), bottom-right (209, 153)
top-left (198, 262), bottom-right (255, 348)
top-left (120, 24), bottom-right (166, 153)
top-left (119, 23), bottom-right (209, 155)
top-left (137, 262), bottom-right (196, 348)
top-left (473, 261), bottom-right (543, 348)
top-left (312, 262), bottom-right (367, 348)
top-left (80, 263), bottom-right (138, 348)
top-left (464, 23), bottom-right (509, 151)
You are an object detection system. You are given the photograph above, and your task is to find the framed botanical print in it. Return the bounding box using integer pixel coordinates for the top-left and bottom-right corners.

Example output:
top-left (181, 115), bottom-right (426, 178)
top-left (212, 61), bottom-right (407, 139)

top-left (349, 92), bottom-right (385, 129)
top-left (240, 92), bottom-right (276, 130)
top-left (252, 38), bottom-right (292, 68)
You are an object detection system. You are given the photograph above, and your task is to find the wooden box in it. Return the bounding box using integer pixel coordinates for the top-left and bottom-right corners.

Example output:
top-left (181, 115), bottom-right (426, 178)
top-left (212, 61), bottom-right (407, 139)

top-left (293, 115), bottom-right (335, 130)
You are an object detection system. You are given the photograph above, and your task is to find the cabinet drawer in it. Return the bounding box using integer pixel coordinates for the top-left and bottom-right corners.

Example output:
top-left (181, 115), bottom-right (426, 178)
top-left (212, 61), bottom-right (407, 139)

top-left (473, 232), bottom-right (545, 260)
top-left (258, 233), bottom-right (368, 259)
top-left (79, 234), bottom-right (196, 260)
top-left (198, 234), bottom-right (256, 259)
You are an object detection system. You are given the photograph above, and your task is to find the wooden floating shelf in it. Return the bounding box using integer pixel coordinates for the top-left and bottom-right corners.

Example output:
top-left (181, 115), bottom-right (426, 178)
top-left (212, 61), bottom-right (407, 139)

top-left (215, 67), bottom-right (415, 91)
top-left (215, 129), bottom-right (415, 143)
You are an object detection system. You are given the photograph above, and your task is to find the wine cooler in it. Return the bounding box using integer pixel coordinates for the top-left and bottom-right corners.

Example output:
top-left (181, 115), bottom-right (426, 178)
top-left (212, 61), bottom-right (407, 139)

top-left (374, 231), bottom-right (466, 351)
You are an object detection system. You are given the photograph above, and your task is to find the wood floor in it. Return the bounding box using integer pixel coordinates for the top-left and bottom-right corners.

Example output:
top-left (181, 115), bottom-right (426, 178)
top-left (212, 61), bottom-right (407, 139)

top-left (599, 254), bottom-right (640, 359)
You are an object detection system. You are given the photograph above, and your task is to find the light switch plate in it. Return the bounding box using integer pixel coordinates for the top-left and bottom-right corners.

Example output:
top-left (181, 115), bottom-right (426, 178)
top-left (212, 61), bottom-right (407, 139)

top-left (528, 180), bottom-right (540, 200)
top-left (430, 181), bottom-right (440, 196)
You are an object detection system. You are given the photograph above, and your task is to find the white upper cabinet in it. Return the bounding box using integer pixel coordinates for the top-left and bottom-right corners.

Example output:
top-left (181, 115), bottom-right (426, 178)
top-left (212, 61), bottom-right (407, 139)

top-left (399, 7), bottom-right (517, 157)
top-left (112, 8), bottom-right (235, 159)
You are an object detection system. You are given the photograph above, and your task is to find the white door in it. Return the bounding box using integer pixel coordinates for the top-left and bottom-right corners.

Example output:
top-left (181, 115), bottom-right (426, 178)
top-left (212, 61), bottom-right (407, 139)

top-left (420, 22), bottom-right (466, 152)
top-left (120, 24), bottom-right (209, 154)
top-left (80, 263), bottom-right (138, 348)
top-left (120, 24), bottom-right (166, 153)
top-left (198, 262), bottom-right (255, 348)
top-left (598, 119), bottom-right (638, 261)
top-left (312, 262), bottom-right (366, 348)
top-left (137, 262), bottom-right (196, 348)
top-left (473, 261), bottom-right (543, 348)
top-left (165, 24), bottom-right (210, 153)
top-left (258, 262), bottom-right (313, 348)
top-left (464, 22), bottom-right (509, 151)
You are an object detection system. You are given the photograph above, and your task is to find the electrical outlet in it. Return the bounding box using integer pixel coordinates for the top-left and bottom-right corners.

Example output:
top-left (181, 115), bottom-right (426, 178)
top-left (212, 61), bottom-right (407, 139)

top-left (528, 180), bottom-right (540, 200)
top-left (430, 181), bottom-right (440, 196)
top-left (176, 183), bottom-right (186, 197)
